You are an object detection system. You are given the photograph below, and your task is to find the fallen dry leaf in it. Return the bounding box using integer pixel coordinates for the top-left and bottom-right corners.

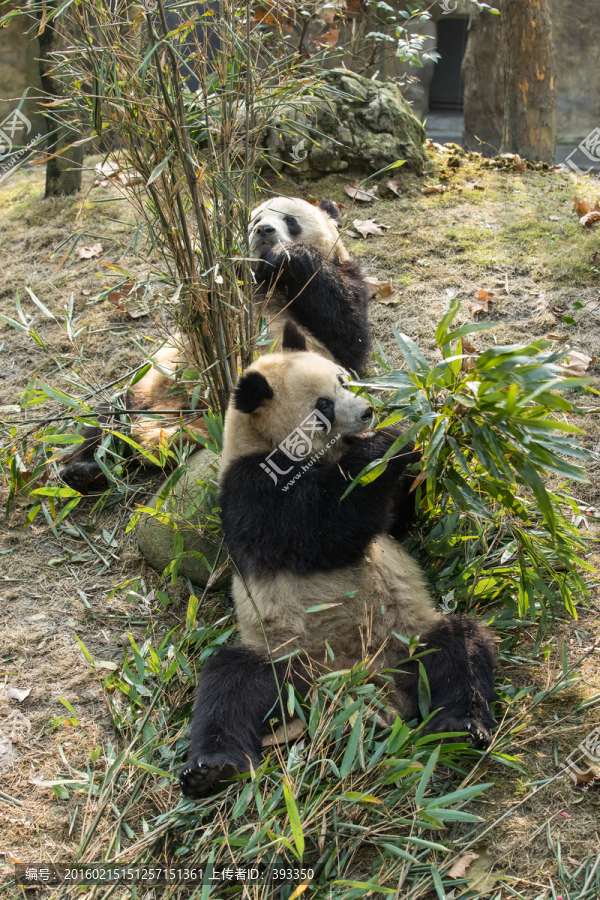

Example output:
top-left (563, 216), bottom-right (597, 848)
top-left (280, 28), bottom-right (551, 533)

top-left (353, 218), bottom-right (390, 238)
top-left (422, 185), bottom-right (447, 195)
top-left (344, 181), bottom-right (378, 203)
top-left (363, 276), bottom-right (398, 304)
top-left (546, 333), bottom-right (569, 342)
top-left (550, 305), bottom-right (566, 317)
top-left (560, 350), bottom-right (596, 375)
top-left (76, 242), bottom-right (102, 260)
top-left (448, 852), bottom-right (480, 880)
top-left (580, 211), bottom-right (600, 228)
top-left (501, 152), bottom-right (526, 173)
top-left (470, 289), bottom-right (498, 316)
top-left (386, 179), bottom-right (402, 197)
top-left (6, 688), bottom-right (31, 703)
top-left (92, 159), bottom-right (143, 189)
top-left (82, 289), bottom-right (92, 296)
top-left (107, 282), bottom-right (147, 319)
top-left (461, 338), bottom-right (479, 372)
top-left (573, 195), bottom-right (600, 218)
top-left (425, 140), bottom-right (450, 153)
top-left (449, 847), bottom-right (498, 896)
top-left (261, 717), bottom-right (305, 747)
top-left (566, 761), bottom-right (600, 785)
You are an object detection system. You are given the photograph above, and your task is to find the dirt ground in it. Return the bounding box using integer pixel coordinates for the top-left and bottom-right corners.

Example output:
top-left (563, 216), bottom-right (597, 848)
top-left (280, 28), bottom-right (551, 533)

top-left (1, 149), bottom-right (600, 896)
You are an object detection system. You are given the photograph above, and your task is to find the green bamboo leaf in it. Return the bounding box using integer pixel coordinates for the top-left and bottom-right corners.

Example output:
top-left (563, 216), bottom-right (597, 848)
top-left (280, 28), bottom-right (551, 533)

top-left (283, 781), bottom-right (305, 858)
top-left (38, 433), bottom-right (85, 445)
top-left (130, 362), bottom-right (152, 385)
top-left (417, 661), bottom-right (431, 719)
top-left (332, 881), bottom-right (394, 894)
top-left (415, 744), bottom-right (440, 806)
top-left (156, 464), bottom-right (188, 512)
top-left (32, 485), bottom-right (81, 498)
top-left (73, 633), bottom-right (96, 669)
top-left (393, 326), bottom-right (431, 372)
top-left (0, 314), bottom-right (29, 333)
top-left (186, 594), bottom-right (199, 632)
top-left (146, 150), bottom-right (175, 186)
top-left (38, 383), bottom-right (84, 410)
top-left (25, 286), bottom-right (56, 319)
top-left (123, 758), bottom-right (175, 778)
top-left (420, 807), bottom-right (482, 822)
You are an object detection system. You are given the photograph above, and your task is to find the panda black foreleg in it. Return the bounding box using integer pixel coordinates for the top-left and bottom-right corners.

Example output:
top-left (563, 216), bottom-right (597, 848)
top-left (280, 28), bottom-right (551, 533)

top-left (256, 244), bottom-right (370, 371)
top-left (59, 421), bottom-right (108, 493)
top-left (180, 646), bottom-right (308, 798)
top-left (396, 617), bottom-right (497, 749)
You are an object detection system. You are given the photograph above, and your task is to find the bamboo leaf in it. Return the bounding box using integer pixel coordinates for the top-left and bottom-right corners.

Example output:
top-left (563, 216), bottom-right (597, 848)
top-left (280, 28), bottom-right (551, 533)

top-left (283, 781), bottom-right (304, 858)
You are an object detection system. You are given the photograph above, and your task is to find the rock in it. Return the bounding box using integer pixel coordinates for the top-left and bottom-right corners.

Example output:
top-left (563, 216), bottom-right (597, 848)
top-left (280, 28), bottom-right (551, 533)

top-left (265, 69), bottom-right (426, 178)
top-left (136, 450), bottom-right (228, 589)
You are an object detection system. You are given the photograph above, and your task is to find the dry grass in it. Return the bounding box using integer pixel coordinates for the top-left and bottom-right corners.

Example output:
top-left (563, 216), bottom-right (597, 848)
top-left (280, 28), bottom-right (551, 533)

top-left (0, 149), bottom-right (599, 897)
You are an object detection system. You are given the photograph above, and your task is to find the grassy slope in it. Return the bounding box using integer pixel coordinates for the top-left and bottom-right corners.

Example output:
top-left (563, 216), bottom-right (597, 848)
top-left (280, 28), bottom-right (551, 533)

top-left (0, 151), bottom-right (599, 897)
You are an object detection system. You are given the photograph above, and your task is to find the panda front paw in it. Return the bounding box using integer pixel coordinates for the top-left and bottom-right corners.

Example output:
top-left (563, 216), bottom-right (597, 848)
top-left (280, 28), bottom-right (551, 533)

top-left (179, 753), bottom-right (246, 798)
top-left (255, 245), bottom-right (290, 287)
top-left (421, 712), bottom-right (493, 751)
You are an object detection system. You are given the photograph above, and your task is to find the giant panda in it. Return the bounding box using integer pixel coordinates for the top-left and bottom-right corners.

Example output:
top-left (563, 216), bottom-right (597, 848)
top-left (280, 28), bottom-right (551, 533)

top-left (59, 198), bottom-right (370, 492)
top-left (179, 321), bottom-right (497, 799)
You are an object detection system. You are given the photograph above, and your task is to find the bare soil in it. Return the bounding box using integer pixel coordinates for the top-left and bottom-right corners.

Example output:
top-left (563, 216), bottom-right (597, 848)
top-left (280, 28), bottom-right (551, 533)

top-left (1, 150), bottom-right (600, 895)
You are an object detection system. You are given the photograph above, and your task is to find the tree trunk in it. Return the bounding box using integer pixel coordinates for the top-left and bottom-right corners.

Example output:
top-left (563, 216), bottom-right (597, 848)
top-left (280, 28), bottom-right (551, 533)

top-left (37, 12), bottom-right (83, 197)
top-left (500, 0), bottom-right (556, 162)
top-left (461, 10), bottom-right (504, 157)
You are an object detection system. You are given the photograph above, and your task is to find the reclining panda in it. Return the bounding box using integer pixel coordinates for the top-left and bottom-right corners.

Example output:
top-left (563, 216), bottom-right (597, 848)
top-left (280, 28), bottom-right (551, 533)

top-left (60, 198), bottom-right (371, 491)
top-left (179, 321), bottom-right (497, 798)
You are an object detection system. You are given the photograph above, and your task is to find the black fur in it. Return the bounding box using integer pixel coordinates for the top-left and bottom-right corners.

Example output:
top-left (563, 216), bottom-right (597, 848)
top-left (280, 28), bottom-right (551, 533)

top-left (180, 645), bottom-right (310, 797)
top-left (219, 431), bottom-right (421, 578)
top-left (282, 319), bottom-right (308, 352)
top-left (181, 435), bottom-right (497, 797)
top-left (233, 371), bottom-right (274, 414)
top-left (59, 406), bottom-right (123, 492)
top-left (319, 198), bottom-right (343, 226)
top-left (396, 617), bottom-right (497, 748)
top-left (255, 244), bottom-right (371, 372)
top-left (283, 213), bottom-right (302, 237)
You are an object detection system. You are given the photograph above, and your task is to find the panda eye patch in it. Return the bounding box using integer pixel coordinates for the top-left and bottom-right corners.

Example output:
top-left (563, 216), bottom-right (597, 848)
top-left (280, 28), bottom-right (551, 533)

top-left (283, 214), bottom-right (302, 238)
top-left (315, 396), bottom-right (335, 425)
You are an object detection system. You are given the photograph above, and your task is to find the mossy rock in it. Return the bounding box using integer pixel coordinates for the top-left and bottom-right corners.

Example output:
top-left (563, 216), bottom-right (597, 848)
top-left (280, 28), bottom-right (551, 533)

top-left (264, 69), bottom-right (426, 178)
top-left (136, 450), bottom-right (229, 589)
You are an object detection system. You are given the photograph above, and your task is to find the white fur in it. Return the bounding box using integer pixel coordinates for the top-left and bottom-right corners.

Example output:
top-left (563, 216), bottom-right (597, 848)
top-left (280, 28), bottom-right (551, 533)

top-left (249, 197), bottom-right (350, 262)
top-left (223, 349), bottom-right (442, 711)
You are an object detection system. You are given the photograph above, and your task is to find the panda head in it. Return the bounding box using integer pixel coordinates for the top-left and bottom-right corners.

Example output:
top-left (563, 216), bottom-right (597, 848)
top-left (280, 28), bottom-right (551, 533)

top-left (248, 197), bottom-right (350, 263)
top-left (222, 321), bottom-right (373, 470)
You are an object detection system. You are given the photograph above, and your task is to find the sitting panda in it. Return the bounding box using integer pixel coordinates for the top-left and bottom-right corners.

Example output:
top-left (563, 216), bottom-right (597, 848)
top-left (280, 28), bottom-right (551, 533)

top-left (249, 197), bottom-right (371, 372)
top-left (179, 321), bottom-right (497, 798)
top-left (59, 198), bottom-right (370, 492)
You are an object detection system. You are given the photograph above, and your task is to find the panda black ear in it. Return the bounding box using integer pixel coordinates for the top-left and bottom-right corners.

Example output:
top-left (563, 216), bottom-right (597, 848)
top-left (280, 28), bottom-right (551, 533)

top-left (282, 319), bottom-right (307, 353)
top-left (319, 198), bottom-right (343, 226)
top-left (234, 370), bottom-right (274, 414)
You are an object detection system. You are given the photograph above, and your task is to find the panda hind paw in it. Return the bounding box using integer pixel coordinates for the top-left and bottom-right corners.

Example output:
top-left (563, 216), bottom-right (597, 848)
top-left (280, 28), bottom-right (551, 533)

top-left (179, 755), bottom-right (241, 798)
top-left (423, 713), bottom-right (493, 751)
